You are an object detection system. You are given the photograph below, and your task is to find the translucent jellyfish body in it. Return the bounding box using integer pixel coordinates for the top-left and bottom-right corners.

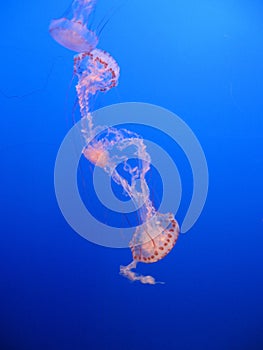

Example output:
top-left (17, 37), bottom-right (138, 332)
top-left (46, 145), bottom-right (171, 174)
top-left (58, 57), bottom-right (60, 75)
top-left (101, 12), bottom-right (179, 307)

top-left (120, 213), bottom-right (180, 284)
top-left (49, 18), bottom-right (98, 53)
top-left (49, 0), bottom-right (98, 52)
top-left (130, 213), bottom-right (180, 263)
top-left (74, 49), bottom-right (120, 95)
top-left (83, 142), bottom-right (109, 168)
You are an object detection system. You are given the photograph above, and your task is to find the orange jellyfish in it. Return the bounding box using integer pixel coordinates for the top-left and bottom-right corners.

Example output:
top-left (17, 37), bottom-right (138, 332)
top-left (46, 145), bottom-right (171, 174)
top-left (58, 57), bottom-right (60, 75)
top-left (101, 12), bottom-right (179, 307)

top-left (49, 0), bottom-right (98, 52)
top-left (120, 212), bottom-right (180, 284)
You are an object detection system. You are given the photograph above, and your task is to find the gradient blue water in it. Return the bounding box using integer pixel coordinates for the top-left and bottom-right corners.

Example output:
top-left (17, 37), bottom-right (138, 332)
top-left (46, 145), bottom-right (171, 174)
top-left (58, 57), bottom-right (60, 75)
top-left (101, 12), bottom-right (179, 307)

top-left (0, 0), bottom-right (263, 349)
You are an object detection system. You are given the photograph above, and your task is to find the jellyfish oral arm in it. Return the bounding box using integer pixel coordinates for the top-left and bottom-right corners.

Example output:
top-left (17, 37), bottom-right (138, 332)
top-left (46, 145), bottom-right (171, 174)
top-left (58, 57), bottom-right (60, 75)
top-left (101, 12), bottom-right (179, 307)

top-left (72, 0), bottom-right (97, 23)
top-left (120, 261), bottom-right (163, 285)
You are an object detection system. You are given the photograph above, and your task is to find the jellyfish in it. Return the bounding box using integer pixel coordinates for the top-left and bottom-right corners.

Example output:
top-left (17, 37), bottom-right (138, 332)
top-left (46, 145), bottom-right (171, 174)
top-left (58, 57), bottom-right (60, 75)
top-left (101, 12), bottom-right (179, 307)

top-left (73, 49), bottom-right (120, 141)
top-left (49, 0), bottom-right (98, 52)
top-left (120, 213), bottom-right (180, 284)
top-left (49, 0), bottom-right (180, 285)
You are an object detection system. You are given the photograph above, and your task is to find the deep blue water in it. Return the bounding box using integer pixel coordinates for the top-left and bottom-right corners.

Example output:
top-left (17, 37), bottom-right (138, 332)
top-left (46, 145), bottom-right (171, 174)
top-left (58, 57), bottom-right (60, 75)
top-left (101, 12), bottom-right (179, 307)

top-left (0, 0), bottom-right (263, 349)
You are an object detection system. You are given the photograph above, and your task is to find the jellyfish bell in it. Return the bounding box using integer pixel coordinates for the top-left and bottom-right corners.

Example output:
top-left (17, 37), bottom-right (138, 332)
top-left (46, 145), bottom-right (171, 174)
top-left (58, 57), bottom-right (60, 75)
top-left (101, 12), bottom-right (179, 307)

top-left (49, 0), bottom-right (98, 53)
top-left (120, 212), bottom-right (180, 285)
top-left (49, 18), bottom-right (98, 53)
top-left (131, 212), bottom-right (180, 263)
top-left (74, 49), bottom-right (120, 93)
top-left (83, 143), bottom-right (109, 168)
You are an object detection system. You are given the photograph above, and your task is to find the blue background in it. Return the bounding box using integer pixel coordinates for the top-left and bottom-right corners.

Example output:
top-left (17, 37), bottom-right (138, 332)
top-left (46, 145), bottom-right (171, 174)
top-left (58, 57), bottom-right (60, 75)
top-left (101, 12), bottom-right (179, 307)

top-left (0, 0), bottom-right (263, 349)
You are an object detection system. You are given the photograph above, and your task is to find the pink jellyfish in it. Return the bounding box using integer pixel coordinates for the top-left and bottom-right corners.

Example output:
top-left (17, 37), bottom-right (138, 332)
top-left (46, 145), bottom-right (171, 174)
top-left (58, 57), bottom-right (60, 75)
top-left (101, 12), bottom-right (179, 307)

top-left (73, 48), bottom-right (120, 140)
top-left (120, 213), bottom-right (180, 284)
top-left (49, 0), bottom-right (98, 52)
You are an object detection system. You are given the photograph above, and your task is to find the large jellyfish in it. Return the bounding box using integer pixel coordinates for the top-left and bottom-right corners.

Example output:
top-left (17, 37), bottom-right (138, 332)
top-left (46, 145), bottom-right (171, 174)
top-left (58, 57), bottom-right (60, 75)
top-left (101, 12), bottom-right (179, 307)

top-left (121, 213), bottom-right (180, 284)
top-left (49, 0), bottom-right (180, 284)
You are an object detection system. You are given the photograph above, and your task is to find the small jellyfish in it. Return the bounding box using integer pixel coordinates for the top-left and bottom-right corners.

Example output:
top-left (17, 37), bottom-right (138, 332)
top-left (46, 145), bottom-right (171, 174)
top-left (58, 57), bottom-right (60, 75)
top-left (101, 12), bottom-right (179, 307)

top-left (49, 0), bottom-right (98, 52)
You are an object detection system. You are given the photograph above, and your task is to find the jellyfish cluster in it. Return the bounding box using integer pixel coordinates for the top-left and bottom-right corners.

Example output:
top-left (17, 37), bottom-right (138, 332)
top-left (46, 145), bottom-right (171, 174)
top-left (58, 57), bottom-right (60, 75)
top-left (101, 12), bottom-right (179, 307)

top-left (49, 0), bottom-right (180, 285)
